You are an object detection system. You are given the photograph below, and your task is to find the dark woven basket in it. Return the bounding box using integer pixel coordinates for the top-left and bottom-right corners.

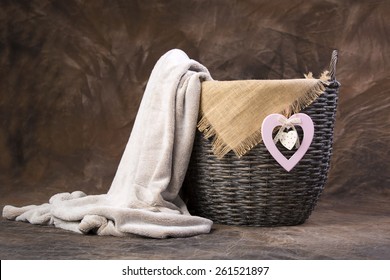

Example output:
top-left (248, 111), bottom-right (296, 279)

top-left (183, 51), bottom-right (340, 226)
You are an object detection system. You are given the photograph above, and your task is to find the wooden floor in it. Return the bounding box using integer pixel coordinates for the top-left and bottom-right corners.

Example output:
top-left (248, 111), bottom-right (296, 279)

top-left (1, 195), bottom-right (389, 260)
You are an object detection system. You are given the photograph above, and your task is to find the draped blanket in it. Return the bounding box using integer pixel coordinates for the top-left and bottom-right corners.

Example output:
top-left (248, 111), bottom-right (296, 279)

top-left (2, 49), bottom-right (213, 238)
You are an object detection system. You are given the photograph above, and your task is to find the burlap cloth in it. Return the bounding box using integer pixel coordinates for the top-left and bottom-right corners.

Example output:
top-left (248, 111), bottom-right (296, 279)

top-left (198, 73), bottom-right (330, 158)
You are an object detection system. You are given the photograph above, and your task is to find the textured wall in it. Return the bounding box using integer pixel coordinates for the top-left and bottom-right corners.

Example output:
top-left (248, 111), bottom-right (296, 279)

top-left (0, 0), bottom-right (389, 205)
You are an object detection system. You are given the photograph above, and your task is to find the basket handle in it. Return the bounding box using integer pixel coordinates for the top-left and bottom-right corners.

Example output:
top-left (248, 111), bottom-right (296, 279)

top-left (329, 50), bottom-right (338, 81)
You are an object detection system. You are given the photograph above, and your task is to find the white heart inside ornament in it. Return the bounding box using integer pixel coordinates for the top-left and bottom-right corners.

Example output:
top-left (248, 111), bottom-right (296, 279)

top-left (261, 113), bottom-right (314, 172)
top-left (279, 130), bottom-right (299, 150)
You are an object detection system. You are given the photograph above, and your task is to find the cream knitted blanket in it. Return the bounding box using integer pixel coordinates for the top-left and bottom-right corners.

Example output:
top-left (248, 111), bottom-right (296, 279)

top-left (2, 49), bottom-right (213, 238)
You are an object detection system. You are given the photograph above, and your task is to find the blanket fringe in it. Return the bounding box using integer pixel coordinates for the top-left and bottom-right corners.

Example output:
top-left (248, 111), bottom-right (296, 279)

top-left (198, 115), bottom-right (232, 158)
top-left (197, 116), bottom-right (216, 139)
top-left (233, 130), bottom-right (263, 158)
top-left (281, 80), bottom-right (326, 116)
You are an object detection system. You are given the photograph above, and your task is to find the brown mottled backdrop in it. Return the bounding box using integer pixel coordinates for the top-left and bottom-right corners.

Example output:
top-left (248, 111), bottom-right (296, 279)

top-left (0, 0), bottom-right (389, 259)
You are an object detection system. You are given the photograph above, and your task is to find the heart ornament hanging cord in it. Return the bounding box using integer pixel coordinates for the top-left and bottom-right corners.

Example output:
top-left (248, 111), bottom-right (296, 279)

top-left (261, 113), bottom-right (314, 172)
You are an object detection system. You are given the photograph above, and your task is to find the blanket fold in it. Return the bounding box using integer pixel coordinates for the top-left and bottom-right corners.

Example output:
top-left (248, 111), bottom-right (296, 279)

top-left (2, 49), bottom-right (213, 238)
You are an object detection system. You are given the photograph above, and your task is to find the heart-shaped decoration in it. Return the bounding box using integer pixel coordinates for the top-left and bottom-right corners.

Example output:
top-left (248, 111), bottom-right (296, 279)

top-left (279, 130), bottom-right (298, 150)
top-left (261, 113), bottom-right (314, 172)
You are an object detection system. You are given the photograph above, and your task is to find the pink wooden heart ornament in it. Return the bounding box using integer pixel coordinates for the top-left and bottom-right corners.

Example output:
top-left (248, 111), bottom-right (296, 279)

top-left (261, 113), bottom-right (314, 172)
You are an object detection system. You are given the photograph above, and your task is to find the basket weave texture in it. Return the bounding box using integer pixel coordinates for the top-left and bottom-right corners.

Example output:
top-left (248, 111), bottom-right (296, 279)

top-left (183, 52), bottom-right (340, 226)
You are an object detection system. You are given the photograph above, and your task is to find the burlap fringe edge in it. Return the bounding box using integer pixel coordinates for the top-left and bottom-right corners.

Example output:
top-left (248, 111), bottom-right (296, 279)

top-left (198, 75), bottom-right (329, 159)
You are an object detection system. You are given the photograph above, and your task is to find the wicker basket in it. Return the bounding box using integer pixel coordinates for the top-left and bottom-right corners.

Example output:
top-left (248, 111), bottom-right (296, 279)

top-left (182, 51), bottom-right (340, 226)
